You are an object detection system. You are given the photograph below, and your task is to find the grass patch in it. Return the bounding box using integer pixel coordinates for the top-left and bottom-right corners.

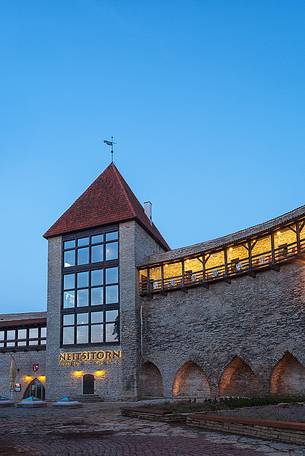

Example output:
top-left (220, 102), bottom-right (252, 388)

top-left (139, 395), bottom-right (305, 414)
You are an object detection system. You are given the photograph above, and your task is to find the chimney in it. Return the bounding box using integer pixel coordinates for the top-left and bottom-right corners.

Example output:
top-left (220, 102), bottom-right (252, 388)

top-left (144, 201), bottom-right (153, 224)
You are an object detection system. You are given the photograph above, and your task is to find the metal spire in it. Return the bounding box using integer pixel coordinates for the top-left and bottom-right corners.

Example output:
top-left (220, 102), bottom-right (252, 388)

top-left (104, 136), bottom-right (115, 163)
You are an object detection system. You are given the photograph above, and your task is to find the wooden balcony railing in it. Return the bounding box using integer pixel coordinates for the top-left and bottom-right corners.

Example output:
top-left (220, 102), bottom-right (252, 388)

top-left (139, 238), bottom-right (305, 296)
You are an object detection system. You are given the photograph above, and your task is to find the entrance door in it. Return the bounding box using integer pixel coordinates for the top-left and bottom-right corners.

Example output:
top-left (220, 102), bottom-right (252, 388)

top-left (83, 374), bottom-right (94, 395)
top-left (23, 379), bottom-right (45, 400)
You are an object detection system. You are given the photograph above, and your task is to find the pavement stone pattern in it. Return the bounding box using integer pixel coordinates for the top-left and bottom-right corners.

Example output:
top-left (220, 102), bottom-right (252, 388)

top-left (0, 403), bottom-right (304, 456)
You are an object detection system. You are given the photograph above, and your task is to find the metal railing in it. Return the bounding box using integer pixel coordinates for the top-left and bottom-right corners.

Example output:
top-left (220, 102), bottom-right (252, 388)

top-left (139, 238), bottom-right (305, 295)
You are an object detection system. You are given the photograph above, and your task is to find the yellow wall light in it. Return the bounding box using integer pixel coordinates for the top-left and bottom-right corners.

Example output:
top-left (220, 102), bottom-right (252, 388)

top-left (72, 370), bottom-right (84, 378)
top-left (23, 375), bottom-right (33, 383)
top-left (38, 375), bottom-right (46, 382)
top-left (94, 370), bottom-right (106, 378)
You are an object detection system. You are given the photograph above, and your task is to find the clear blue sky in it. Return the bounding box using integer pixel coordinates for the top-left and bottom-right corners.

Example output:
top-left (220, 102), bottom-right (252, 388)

top-left (1, 1), bottom-right (305, 312)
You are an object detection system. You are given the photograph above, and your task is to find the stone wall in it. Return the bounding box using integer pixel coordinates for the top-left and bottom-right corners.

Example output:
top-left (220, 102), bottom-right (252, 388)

top-left (141, 260), bottom-right (305, 398)
top-left (0, 350), bottom-right (46, 401)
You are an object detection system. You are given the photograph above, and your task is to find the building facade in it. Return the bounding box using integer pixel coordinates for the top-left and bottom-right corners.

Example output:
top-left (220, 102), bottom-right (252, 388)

top-left (1, 163), bottom-right (305, 401)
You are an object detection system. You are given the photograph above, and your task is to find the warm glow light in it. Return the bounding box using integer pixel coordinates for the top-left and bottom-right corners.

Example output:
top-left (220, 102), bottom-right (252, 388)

top-left (94, 370), bottom-right (106, 378)
top-left (38, 375), bottom-right (46, 382)
top-left (23, 375), bottom-right (33, 382)
top-left (277, 231), bottom-right (281, 236)
top-left (72, 370), bottom-right (84, 378)
top-left (229, 247), bottom-right (233, 252)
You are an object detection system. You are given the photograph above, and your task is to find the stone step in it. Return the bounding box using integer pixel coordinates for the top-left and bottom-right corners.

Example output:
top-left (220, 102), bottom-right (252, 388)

top-left (73, 394), bottom-right (104, 403)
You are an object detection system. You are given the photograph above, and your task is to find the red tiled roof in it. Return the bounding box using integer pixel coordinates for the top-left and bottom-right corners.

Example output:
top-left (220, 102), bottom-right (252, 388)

top-left (44, 164), bottom-right (170, 251)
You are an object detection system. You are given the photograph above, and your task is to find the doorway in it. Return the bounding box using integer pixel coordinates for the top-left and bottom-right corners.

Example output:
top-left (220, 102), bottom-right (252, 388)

top-left (23, 378), bottom-right (45, 400)
top-left (83, 374), bottom-right (94, 395)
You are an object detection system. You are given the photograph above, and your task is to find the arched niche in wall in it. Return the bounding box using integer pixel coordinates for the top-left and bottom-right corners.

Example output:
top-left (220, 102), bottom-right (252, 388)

top-left (219, 356), bottom-right (261, 397)
top-left (139, 361), bottom-right (164, 399)
top-left (172, 361), bottom-right (211, 399)
top-left (270, 352), bottom-right (305, 395)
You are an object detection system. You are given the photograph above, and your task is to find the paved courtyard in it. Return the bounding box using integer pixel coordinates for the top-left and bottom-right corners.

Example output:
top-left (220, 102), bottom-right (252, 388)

top-left (0, 403), bottom-right (304, 456)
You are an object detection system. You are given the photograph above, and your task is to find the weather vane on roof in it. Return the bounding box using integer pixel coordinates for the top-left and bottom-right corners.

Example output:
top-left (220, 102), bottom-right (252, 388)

top-left (104, 136), bottom-right (115, 163)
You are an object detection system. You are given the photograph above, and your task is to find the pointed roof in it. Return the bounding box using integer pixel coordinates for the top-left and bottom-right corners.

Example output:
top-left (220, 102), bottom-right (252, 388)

top-left (44, 163), bottom-right (170, 251)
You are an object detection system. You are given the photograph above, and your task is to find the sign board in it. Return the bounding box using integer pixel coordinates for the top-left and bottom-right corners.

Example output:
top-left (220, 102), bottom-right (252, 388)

top-left (15, 383), bottom-right (21, 392)
top-left (58, 350), bottom-right (122, 367)
top-left (32, 363), bottom-right (39, 372)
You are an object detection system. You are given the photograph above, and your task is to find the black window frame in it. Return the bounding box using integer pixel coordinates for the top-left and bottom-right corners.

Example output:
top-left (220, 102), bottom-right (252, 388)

top-left (61, 225), bottom-right (120, 348)
top-left (0, 325), bottom-right (47, 352)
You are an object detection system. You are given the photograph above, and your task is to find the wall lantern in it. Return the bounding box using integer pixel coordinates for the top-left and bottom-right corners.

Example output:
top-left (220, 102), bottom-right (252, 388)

top-left (72, 370), bottom-right (84, 378)
top-left (94, 370), bottom-right (106, 378)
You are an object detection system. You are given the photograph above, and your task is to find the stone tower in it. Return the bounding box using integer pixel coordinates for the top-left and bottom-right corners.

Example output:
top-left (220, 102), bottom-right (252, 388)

top-left (44, 164), bottom-right (168, 400)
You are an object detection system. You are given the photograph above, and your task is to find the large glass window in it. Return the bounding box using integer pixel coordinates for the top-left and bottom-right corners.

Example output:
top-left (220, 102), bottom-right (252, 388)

top-left (62, 228), bottom-right (120, 346)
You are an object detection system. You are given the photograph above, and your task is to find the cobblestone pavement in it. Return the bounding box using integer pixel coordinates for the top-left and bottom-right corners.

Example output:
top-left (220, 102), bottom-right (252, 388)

top-left (0, 403), bottom-right (304, 456)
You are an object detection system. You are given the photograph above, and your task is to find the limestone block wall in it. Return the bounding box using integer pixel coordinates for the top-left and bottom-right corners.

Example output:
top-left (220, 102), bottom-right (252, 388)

top-left (141, 261), bottom-right (305, 398)
top-left (0, 350), bottom-right (46, 400)
top-left (120, 221), bottom-right (165, 400)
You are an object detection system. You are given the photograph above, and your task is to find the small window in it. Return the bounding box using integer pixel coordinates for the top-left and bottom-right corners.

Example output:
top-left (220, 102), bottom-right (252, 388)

top-left (63, 326), bottom-right (74, 345)
top-left (0, 331), bottom-right (4, 341)
top-left (7, 330), bottom-right (15, 340)
top-left (106, 309), bottom-right (118, 322)
top-left (91, 325), bottom-right (103, 343)
top-left (63, 314), bottom-right (74, 325)
top-left (77, 289), bottom-right (89, 307)
top-left (92, 234), bottom-right (103, 244)
top-left (77, 271), bottom-right (89, 288)
top-left (77, 237), bottom-right (89, 247)
top-left (64, 290), bottom-right (75, 308)
top-left (91, 245), bottom-right (103, 263)
top-left (64, 250), bottom-right (75, 267)
top-left (91, 287), bottom-right (103, 306)
top-left (106, 231), bottom-right (118, 241)
top-left (91, 269), bottom-right (103, 286)
top-left (64, 274), bottom-right (75, 290)
top-left (106, 267), bottom-right (118, 284)
top-left (77, 313), bottom-right (89, 325)
top-left (105, 323), bottom-right (118, 342)
top-left (77, 247), bottom-right (89, 265)
top-left (18, 329), bottom-right (27, 339)
top-left (105, 242), bottom-right (118, 261)
top-left (91, 311), bottom-right (103, 323)
top-left (64, 240), bottom-right (75, 249)
top-left (106, 285), bottom-right (118, 304)
top-left (77, 325), bottom-right (88, 344)
top-left (41, 327), bottom-right (47, 338)
top-left (29, 328), bottom-right (39, 339)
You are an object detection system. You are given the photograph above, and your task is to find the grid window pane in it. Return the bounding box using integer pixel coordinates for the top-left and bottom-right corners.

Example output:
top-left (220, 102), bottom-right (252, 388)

top-left (18, 329), bottom-right (27, 339)
top-left (7, 330), bottom-right (15, 340)
top-left (91, 245), bottom-right (103, 263)
top-left (64, 240), bottom-right (75, 249)
top-left (77, 247), bottom-right (89, 265)
top-left (77, 325), bottom-right (88, 343)
top-left (106, 267), bottom-right (118, 284)
top-left (92, 234), bottom-right (103, 244)
top-left (106, 310), bottom-right (119, 322)
top-left (77, 289), bottom-right (89, 307)
top-left (41, 339), bottom-right (46, 345)
top-left (63, 326), bottom-right (74, 344)
top-left (106, 285), bottom-right (118, 304)
top-left (106, 323), bottom-right (118, 342)
top-left (64, 250), bottom-right (75, 267)
top-left (41, 327), bottom-right (47, 338)
top-left (18, 340), bottom-right (27, 347)
top-left (29, 328), bottom-right (39, 338)
top-left (106, 231), bottom-right (118, 241)
top-left (64, 274), bottom-right (75, 290)
top-left (64, 290), bottom-right (75, 308)
top-left (63, 314), bottom-right (74, 325)
top-left (91, 311), bottom-right (103, 323)
top-left (29, 340), bottom-right (38, 346)
top-left (77, 313), bottom-right (89, 325)
top-left (91, 269), bottom-right (103, 286)
top-left (78, 237), bottom-right (89, 247)
top-left (106, 242), bottom-right (118, 260)
top-left (0, 331), bottom-right (4, 341)
top-left (91, 287), bottom-right (103, 305)
top-left (91, 324), bottom-right (103, 343)
top-left (77, 271), bottom-right (89, 288)
top-left (7, 341), bottom-right (15, 347)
